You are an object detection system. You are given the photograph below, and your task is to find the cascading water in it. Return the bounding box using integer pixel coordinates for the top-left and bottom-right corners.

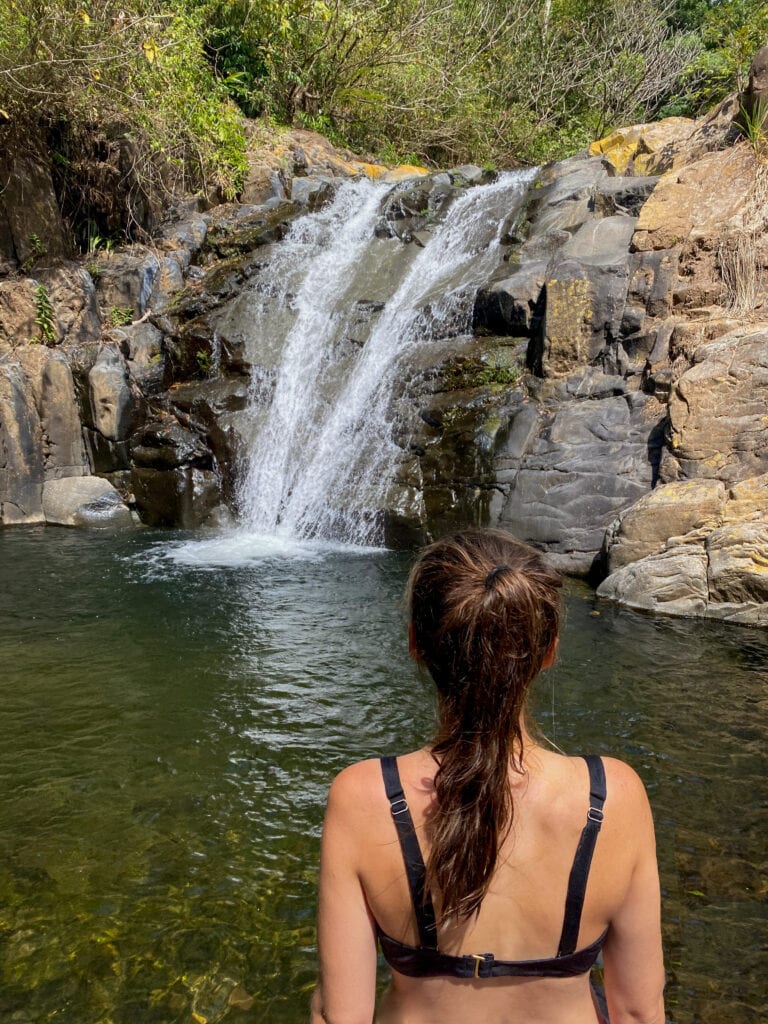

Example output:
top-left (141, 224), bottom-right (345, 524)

top-left (237, 170), bottom-right (536, 547)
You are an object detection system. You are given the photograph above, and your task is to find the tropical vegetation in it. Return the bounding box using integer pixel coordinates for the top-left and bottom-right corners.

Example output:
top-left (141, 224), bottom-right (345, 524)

top-left (0, 0), bottom-right (765, 223)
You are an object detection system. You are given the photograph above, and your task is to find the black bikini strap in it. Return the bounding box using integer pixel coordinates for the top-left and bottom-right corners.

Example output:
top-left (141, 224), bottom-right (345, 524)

top-left (557, 755), bottom-right (606, 957)
top-left (380, 756), bottom-right (438, 949)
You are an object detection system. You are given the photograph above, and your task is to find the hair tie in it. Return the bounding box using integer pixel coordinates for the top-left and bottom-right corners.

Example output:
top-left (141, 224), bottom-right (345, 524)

top-left (484, 564), bottom-right (510, 589)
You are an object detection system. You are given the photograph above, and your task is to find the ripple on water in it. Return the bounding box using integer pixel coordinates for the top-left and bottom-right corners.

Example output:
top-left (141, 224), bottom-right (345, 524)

top-left (0, 530), bottom-right (764, 1024)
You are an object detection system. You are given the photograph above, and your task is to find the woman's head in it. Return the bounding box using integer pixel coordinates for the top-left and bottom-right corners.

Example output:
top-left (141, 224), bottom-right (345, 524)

top-left (407, 528), bottom-right (561, 714)
top-left (406, 529), bottom-right (562, 921)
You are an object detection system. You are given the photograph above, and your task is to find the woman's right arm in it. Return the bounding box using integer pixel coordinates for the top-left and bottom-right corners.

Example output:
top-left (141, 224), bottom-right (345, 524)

top-left (602, 761), bottom-right (666, 1024)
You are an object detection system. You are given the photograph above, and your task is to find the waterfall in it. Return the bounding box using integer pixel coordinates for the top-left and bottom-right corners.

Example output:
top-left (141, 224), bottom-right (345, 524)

top-left (237, 170), bottom-right (535, 547)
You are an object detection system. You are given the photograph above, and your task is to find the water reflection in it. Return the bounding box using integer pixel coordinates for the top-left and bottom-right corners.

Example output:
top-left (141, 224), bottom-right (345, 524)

top-left (0, 528), bottom-right (765, 1023)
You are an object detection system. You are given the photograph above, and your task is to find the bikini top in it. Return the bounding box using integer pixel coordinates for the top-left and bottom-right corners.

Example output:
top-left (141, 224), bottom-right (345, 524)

top-left (377, 753), bottom-right (608, 980)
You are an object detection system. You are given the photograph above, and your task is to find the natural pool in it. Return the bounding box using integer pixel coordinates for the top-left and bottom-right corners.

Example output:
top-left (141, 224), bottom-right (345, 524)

top-left (0, 527), bottom-right (765, 1024)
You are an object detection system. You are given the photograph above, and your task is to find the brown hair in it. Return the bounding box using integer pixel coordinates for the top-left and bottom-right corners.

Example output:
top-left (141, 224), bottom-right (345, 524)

top-left (406, 528), bottom-right (562, 921)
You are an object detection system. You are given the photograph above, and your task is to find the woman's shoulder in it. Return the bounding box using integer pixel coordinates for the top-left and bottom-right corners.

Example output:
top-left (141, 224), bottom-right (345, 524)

top-left (534, 750), bottom-right (654, 832)
top-left (326, 750), bottom-right (434, 822)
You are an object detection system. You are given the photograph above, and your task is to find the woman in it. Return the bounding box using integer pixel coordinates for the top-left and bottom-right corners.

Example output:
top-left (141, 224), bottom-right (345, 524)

top-left (312, 529), bottom-right (665, 1024)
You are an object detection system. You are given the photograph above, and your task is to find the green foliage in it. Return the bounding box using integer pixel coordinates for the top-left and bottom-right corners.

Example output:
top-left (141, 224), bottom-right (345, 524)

top-left (477, 356), bottom-right (522, 388)
top-left (0, 0), bottom-right (762, 194)
top-left (665, 0), bottom-right (768, 115)
top-left (0, 1), bottom-right (247, 205)
top-left (34, 284), bottom-right (56, 345)
top-left (20, 232), bottom-right (47, 273)
top-left (739, 98), bottom-right (768, 156)
top-left (190, 0), bottom-right (703, 167)
top-left (109, 305), bottom-right (134, 327)
top-left (195, 348), bottom-right (213, 376)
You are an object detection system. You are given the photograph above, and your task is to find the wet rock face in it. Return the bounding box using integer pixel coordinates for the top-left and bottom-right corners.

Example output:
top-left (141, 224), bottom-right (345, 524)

top-left (498, 389), bottom-right (665, 575)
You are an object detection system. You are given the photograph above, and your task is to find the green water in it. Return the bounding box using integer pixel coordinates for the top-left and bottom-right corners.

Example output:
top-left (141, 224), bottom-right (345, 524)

top-left (0, 527), bottom-right (765, 1024)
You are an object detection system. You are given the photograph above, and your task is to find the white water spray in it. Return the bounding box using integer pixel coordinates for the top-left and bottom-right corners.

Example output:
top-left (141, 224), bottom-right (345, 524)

top-left (237, 170), bottom-right (536, 547)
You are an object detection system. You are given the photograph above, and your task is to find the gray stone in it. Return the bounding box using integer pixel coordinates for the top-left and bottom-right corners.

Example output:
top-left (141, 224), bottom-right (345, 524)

top-left (131, 465), bottom-right (221, 528)
top-left (119, 322), bottom-right (165, 394)
top-left (290, 176), bottom-right (336, 208)
top-left (88, 344), bottom-right (134, 441)
top-left (526, 157), bottom-right (611, 238)
top-left (604, 478), bottom-right (726, 572)
top-left (592, 176), bottom-right (659, 218)
top-left (158, 215), bottom-right (208, 254)
top-left (565, 368), bottom-right (626, 399)
top-left (596, 545), bottom-right (709, 617)
top-left (42, 476), bottom-right (134, 528)
top-left (625, 249), bottom-right (680, 322)
top-left (35, 265), bottom-right (101, 348)
top-left (451, 165), bottom-right (485, 184)
top-left (149, 255), bottom-right (186, 313)
top-left (539, 217), bottom-right (636, 376)
top-left (0, 150), bottom-right (69, 264)
top-left (94, 251), bottom-right (160, 318)
top-left (474, 261), bottom-right (547, 336)
top-left (0, 362), bottom-right (44, 523)
top-left (500, 393), bottom-right (664, 570)
top-left (16, 347), bottom-right (88, 479)
top-left (131, 418), bottom-right (211, 470)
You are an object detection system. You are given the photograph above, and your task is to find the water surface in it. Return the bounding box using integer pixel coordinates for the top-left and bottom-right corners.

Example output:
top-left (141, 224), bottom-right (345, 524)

top-left (0, 527), bottom-right (765, 1023)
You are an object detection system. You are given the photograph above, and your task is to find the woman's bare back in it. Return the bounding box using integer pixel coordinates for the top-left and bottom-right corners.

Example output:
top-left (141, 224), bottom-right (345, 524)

top-left (315, 743), bottom-right (663, 1024)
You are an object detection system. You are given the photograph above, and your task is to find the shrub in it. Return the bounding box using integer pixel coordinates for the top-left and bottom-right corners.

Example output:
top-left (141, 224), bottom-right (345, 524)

top-left (0, 1), bottom-right (247, 242)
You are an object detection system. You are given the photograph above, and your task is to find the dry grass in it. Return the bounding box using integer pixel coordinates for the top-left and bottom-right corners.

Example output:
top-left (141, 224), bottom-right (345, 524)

top-left (718, 159), bottom-right (768, 316)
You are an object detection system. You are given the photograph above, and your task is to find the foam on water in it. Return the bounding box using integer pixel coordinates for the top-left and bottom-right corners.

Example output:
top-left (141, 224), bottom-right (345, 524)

top-left (145, 529), bottom-right (384, 573)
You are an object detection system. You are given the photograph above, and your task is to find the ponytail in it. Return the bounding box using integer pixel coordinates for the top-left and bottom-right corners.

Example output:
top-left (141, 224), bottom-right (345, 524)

top-left (406, 529), bottom-right (561, 921)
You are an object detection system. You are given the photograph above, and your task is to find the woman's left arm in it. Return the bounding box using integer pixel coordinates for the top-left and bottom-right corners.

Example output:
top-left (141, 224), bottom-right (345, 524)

top-left (312, 765), bottom-right (379, 1024)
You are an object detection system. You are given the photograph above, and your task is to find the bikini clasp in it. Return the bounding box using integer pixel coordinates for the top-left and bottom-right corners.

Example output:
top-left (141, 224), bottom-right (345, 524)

top-left (470, 952), bottom-right (494, 978)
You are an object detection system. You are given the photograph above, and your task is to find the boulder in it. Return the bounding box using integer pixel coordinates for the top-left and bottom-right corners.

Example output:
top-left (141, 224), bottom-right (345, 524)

top-left (36, 265), bottom-right (102, 348)
top-left (0, 362), bottom-right (44, 523)
top-left (603, 478), bottom-right (726, 572)
top-left (474, 260), bottom-right (547, 337)
top-left (589, 118), bottom-right (695, 175)
top-left (596, 545), bottom-right (709, 617)
top-left (0, 279), bottom-right (38, 352)
top-left (597, 471), bottom-right (768, 623)
top-left (148, 254), bottom-right (186, 313)
top-left (539, 217), bottom-right (637, 375)
top-left (706, 522), bottom-right (768, 606)
top-left (131, 418), bottom-right (211, 470)
top-left (526, 157), bottom-right (611, 237)
top-left (94, 251), bottom-right (159, 318)
top-left (499, 390), bottom-right (665, 572)
top-left (16, 347), bottom-right (88, 479)
top-left (0, 148), bottom-right (70, 264)
top-left (41, 476), bottom-right (134, 528)
top-left (591, 176), bottom-right (659, 218)
top-left (157, 214), bottom-right (208, 255)
top-left (741, 46), bottom-right (768, 130)
top-left (724, 473), bottom-right (768, 523)
top-left (663, 327), bottom-right (768, 484)
top-left (131, 465), bottom-right (221, 528)
top-left (241, 153), bottom-right (289, 205)
top-left (632, 146), bottom-right (757, 253)
top-left (88, 344), bottom-right (134, 442)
